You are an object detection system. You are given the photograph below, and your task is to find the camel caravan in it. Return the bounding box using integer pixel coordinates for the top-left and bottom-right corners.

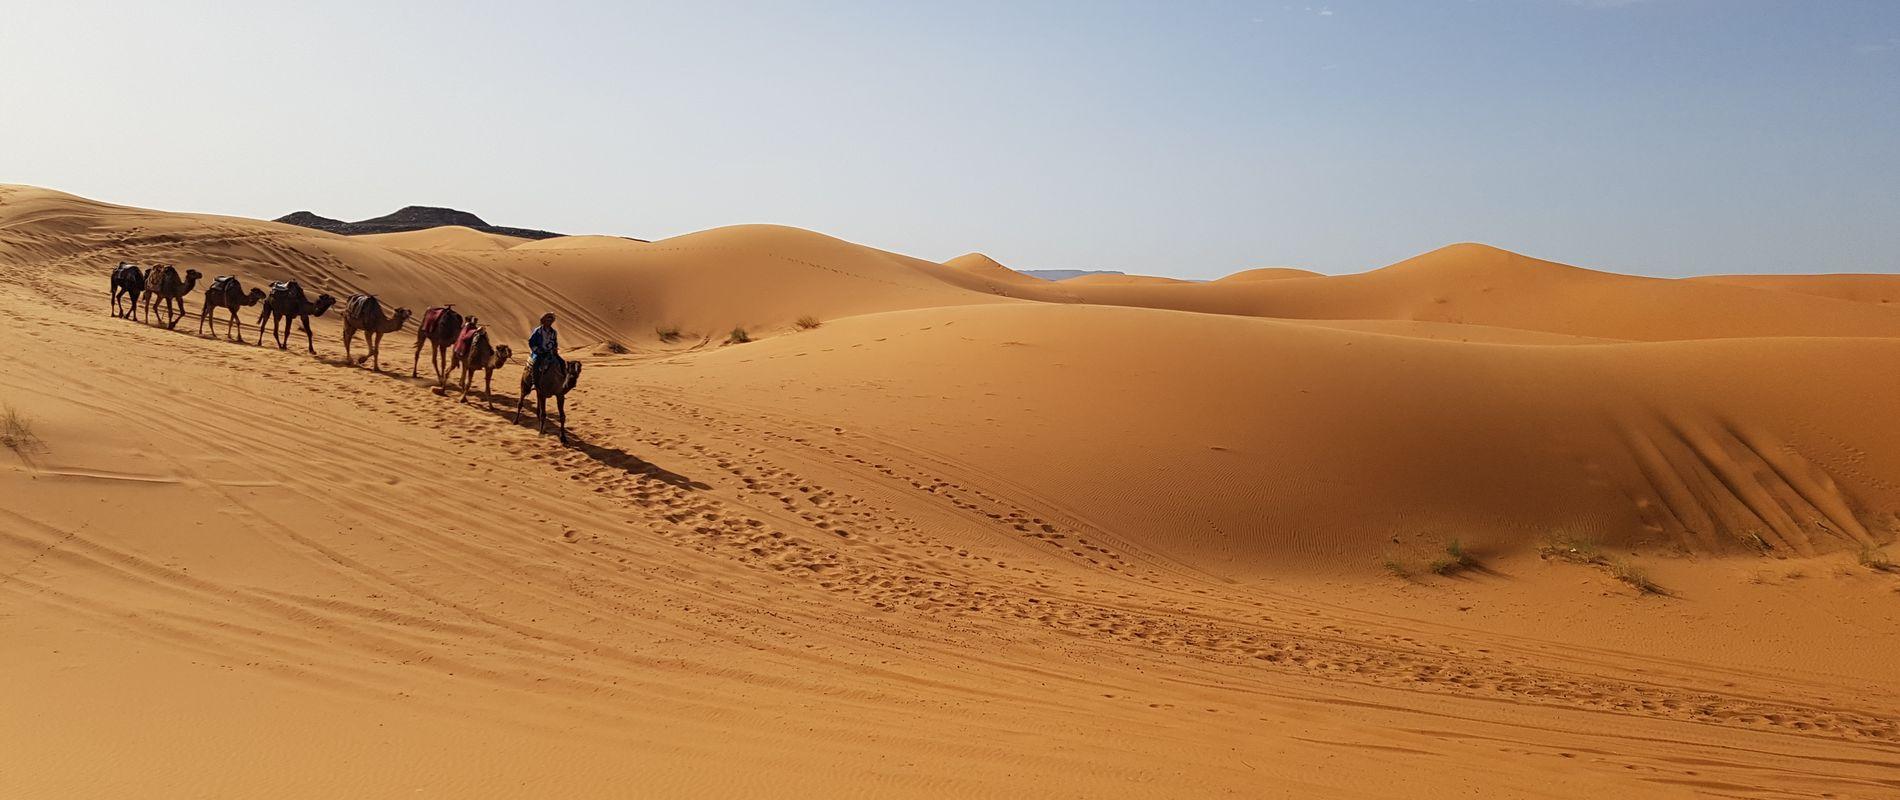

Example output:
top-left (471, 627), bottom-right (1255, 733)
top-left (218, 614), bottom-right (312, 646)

top-left (108, 261), bottom-right (584, 443)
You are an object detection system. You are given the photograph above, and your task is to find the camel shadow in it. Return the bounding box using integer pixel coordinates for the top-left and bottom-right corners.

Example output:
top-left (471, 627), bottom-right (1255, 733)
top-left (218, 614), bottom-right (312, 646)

top-left (479, 397), bottom-right (712, 491)
top-left (307, 358), bottom-right (711, 492)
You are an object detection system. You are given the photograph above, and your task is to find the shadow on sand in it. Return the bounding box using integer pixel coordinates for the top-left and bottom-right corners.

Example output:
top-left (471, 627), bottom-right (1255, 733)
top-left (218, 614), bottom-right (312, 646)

top-left (304, 351), bottom-right (712, 492)
top-left (141, 318), bottom-right (713, 492)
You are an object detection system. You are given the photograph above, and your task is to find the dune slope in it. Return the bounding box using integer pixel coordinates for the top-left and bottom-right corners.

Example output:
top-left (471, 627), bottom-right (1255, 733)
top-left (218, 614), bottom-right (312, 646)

top-left (5, 185), bottom-right (1900, 797)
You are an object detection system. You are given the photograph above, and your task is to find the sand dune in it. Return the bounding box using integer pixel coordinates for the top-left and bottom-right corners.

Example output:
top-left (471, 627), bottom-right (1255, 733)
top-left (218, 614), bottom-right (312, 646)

top-left (1214, 266), bottom-right (1323, 282)
top-left (661, 303), bottom-right (1900, 574)
top-left (357, 225), bottom-right (532, 251)
top-left (1022, 243), bottom-right (1900, 341)
top-left (942, 252), bottom-right (1050, 285)
top-left (1689, 273), bottom-right (1900, 305)
top-left (4, 184), bottom-right (1900, 798)
top-left (1058, 272), bottom-right (1196, 285)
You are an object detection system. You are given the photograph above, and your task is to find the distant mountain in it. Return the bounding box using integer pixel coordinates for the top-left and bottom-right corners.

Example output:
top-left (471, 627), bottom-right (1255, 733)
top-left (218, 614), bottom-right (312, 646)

top-left (274, 205), bottom-right (567, 240)
top-left (1021, 269), bottom-right (1125, 281)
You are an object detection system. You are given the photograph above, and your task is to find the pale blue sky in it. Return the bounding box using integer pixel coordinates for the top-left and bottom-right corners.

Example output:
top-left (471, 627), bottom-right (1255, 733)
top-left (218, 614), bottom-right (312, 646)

top-left (3, 1), bottom-right (1895, 277)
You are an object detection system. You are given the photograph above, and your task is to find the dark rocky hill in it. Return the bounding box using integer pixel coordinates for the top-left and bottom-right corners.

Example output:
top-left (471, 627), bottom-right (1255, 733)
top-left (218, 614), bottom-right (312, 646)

top-left (274, 206), bottom-right (566, 240)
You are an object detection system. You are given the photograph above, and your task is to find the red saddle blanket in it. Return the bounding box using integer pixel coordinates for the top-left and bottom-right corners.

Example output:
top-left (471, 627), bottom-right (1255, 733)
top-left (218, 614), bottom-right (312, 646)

top-left (420, 306), bottom-right (454, 334)
top-left (453, 326), bottom-right (482, 356)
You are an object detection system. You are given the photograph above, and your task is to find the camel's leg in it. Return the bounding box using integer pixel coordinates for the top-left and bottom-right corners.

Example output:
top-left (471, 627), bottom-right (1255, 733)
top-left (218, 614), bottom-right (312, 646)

top-left (370, 331), bottom-right (381, 372)
top-left (227, 309), bottom-right (241, 341)
top-left (557, 394), bottom-right (568, 445)
top-left (459, 365), bottom-right (473, 403)
top-left (512, 389), bottom-right (529, 424)
top-left (537, 396), bottom-right (548, 435)
top-left (343, 326), bottom-right (355, 364)
top-left (483, 368), bottom-right (493, 409)
top-left (197, 301), bottom-right (212, 336)
top-left (301, 315), bottom-right (315, 354)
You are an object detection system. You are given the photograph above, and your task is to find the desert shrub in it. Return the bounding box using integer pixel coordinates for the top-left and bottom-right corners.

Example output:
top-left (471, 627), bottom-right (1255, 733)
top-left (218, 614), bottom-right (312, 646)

top-left (1609, 559), bottom-right (1663, 594)
top-left (727, 327), bottom-right (752, 345)
top-left (1427, 539), bottom-right (1476, 575)
top-left (656, 326), bottom-right (682, 343)
top-left (2, 405), bottom-right (41, 454)
top-left (1381, 554), bottom-right (1411, 579)
top-left (1858, 544), bottom-right (1895, 572)
top-left (795, 315), bottom-right (822, 330)
top-left (1538, 534), bottom-right (1606, 565)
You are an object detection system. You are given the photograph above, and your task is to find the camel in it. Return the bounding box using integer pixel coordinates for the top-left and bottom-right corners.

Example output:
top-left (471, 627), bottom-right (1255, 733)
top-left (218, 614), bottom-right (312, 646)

top-left (452, 327), bottom-right (513, 406)
top-left (110, 262), bottom-right (146, 319)
top-left (514, 358), bottom-right (583, 444)
top-left (141, 265), bottom-right (202, 329)
top-left (257, 281), bottom-right (337, 353)
top-left (196, 275), bottom-right (266, 340)
top-left (341, 294), bottom-right (412, 372)
top-left (411, 304), bottom-right (464, 382)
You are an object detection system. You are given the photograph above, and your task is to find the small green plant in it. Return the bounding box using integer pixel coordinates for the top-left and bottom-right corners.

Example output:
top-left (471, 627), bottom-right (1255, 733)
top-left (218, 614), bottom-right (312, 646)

top-left (1609, 559), bottom-right (1663, 595)
top-left (1538, 533), bottom-right (1606, 565)
top-left (795, 315), bottom-right (822, 330)
top-left (1427, 539), bottom-right (1476, 575)
top-left (656, 326), bottom-right (682, 343)
top-left (726, 327), bottom-right (752, 344)
top-left (1858, 544), bottom-right (1895, 572)
top-left (1381, 554), bottom-right (1411, 579)
top-left (1, 405), bottom-right (41, 455)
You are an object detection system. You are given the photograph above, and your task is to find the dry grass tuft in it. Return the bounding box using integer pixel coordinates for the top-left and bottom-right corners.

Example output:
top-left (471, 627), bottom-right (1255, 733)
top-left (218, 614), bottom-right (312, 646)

top-left (655, 326), bottom-right (682, 343)
top-left (795, 315), bottom-right (822, 330)
top-left (1609, 559), bottom-right (1664, 595)
top-left (1859, 544), bottom-right (1896, 572)
top-left (2, 405), bottom-right (42, 455)
top-left (726, 327), bottom-right (752, 345)
top-left (1538, 534), bottom-right (1606, 565)
top-left (1381, 554), bottom-right (1411, 579)
top-left (1427, 539), bottom-right (1476, 575)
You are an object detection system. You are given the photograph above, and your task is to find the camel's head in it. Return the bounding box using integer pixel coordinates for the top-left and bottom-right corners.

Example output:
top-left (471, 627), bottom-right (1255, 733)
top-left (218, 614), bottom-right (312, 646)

top-left (393, 307), bottom-right (414, 326)
top-left (311, 294), bottom-right (337, 317)
top-left (184, 268), bottom-right (203, 282)
top-left (563, 361), bottom-right (583, 393)
top-left (493, 344), bottom-right (513, 367)
top-left (245, 287), bottom-right (267, 304)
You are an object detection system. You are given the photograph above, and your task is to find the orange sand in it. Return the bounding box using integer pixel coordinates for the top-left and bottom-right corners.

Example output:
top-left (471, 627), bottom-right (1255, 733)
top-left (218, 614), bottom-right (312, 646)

top-left (4, 184), bottom-right (1899, 798)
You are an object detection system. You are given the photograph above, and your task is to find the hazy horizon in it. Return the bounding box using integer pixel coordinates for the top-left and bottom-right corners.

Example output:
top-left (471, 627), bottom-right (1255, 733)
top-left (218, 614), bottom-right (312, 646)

top-left (4, 0), bottom-right (1896, 278)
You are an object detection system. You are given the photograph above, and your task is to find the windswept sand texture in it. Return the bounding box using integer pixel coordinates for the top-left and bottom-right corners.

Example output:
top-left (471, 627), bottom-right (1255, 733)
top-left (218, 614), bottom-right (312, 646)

top-left (4, 184), bottom-right (1900, 798)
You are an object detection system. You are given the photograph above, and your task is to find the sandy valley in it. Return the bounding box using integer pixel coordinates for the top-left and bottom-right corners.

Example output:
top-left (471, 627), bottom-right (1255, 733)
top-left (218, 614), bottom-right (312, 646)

top-left (4, 184), bottom-right (1899, 798)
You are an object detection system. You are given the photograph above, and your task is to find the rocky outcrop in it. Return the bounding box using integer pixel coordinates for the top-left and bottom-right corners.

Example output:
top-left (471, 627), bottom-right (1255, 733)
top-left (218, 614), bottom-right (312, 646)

top-left (274, 206), bottom-right (566, 240)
